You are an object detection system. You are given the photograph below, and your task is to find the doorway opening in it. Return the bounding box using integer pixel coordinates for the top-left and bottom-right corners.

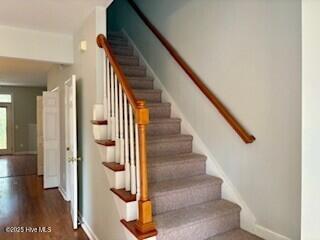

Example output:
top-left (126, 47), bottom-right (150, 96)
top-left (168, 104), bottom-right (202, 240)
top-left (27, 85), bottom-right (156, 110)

top-left (0, 94), bottom-right (13, 155)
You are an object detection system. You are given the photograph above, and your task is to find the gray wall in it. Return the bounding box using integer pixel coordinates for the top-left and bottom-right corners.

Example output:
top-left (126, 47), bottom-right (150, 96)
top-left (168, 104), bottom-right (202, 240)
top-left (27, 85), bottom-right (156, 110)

top-left (0, 85), bottom-right (46, 152)
top-left (109, 0), bottom-right (301, 239)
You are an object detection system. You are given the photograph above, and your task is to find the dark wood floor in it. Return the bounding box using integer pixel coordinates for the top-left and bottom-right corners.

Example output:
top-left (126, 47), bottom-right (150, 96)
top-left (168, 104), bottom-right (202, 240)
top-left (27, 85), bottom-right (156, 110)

top-left (0, 155), bottom-right (37, 178)
top-left (0, 155), bottom-right (88, 240)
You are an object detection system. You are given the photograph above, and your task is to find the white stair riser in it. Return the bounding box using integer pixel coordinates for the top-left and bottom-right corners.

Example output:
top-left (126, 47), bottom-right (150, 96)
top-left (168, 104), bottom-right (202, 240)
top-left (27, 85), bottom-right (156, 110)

top-left (93, 125), bottom-right (108, 140)
top-left (104, 168), bottom-right (125, 189)
top-left (113, 195), bottom-right (138, 222)
top-left (97, 145), bottom-right (116, 163)
top-left (93, 104), bottom-right (104, 120)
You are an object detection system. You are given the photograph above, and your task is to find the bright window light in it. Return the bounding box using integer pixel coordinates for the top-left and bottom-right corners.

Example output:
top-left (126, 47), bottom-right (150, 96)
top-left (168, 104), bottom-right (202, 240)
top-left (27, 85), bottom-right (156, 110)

top-left (0, 94), bottom-right (12, 103)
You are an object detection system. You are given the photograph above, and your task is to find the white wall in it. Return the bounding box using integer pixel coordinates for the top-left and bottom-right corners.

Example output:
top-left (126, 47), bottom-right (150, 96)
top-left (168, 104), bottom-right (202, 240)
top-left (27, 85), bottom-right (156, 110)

top-left (47, 5), bottom-right (126, 240)
top-left (0, 25), bottom-right (73, 64)
top-left (110, 0), bottom-right (302, 239)
top-left (301, 1), bottom-right (320, 239)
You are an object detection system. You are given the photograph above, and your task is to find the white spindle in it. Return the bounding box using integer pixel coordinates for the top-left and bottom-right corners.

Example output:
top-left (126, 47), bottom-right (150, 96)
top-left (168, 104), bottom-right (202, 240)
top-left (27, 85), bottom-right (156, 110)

top-left (115, 76), bottom-right (120, 163)
top-left (135, 123), bottom-right (141, 199)
top-left (119, 83), bottom-right (124, 165)
top-left (110, 68), bottom-right (116, 140)
top-left (106, 59), bottom-right (111, 139)
top-left (103, 56), bottom-right (107, 119)
top-left (124, 95), bottom-right (130, 191)
top-left (129, 104), bottom-right (136, 195)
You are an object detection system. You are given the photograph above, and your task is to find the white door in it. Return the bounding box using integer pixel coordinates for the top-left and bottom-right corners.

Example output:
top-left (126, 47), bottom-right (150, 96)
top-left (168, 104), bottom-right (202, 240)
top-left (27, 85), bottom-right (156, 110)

top-left (0, 103), bottom-right (13, 155)
top-left (65, 75), bottom-right (78, 229)
top-left (43, 91), bottom-right (60, 189)
top-left (37, 96), bottom-right (44, 175)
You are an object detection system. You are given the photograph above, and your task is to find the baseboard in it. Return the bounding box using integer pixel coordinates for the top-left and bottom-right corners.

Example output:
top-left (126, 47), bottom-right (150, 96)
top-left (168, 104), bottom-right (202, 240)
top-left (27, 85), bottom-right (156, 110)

top-left (58, 186), bottom-right (70, 201)
top-left (255, 225), bottom-right (290, 240)
top-left (80, 216), bottom-right (100, 240)
top-left (122, 28), bottom-right (291, 240)
top-left (14, 151), bottom-right (37, 155)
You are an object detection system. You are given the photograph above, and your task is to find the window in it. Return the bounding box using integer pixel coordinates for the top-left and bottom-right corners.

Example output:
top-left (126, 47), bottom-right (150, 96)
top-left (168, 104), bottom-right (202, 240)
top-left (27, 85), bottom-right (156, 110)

top-left (0, 94), bottom-right (12, 103)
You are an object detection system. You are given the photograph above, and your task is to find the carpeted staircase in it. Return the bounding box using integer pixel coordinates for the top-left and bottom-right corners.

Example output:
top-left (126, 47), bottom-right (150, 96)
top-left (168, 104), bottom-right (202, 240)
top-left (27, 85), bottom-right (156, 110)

top-left (108, 31), bottom-right (262, 240)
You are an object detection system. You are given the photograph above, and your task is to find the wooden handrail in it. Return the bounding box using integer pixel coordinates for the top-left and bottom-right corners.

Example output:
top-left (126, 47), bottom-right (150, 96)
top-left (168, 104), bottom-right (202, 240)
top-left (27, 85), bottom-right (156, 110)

top-left (127, 0), bottom-right (256, 144)
top-left (97, 34), bottom-right (138, 113)
top-left (97, 34), bottom-right (156, 234)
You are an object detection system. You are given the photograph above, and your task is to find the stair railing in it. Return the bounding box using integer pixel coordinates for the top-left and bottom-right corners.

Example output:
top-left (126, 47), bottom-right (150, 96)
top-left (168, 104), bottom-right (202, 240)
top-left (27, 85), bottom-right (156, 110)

top-left (97, 34), bottom-right (156, 234)
top-left (127, 0), bottom-right (255, 144)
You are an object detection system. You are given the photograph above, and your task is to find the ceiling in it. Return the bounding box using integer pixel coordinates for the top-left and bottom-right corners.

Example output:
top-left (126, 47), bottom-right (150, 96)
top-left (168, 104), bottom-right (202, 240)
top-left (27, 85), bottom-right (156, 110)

top-left (0, 57), bottom-right (53, 87)
top-left (0, 0), bottom-right (110, 87)
top-left (0, 0), bottom-right (109, 34)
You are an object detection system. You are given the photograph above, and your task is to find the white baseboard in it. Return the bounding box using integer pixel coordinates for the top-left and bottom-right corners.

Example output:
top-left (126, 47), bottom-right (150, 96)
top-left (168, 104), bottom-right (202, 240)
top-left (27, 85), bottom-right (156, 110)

top-left (255, 225), bottom-right (290, 240)
top-left (58, 186), bottom-right (70, 201)
top-left (14, 151), bottom-right (37, 155)
top-left (81, 217), bottom-right (100, 240)
top-left (122, 28), bottom-right (291, 240)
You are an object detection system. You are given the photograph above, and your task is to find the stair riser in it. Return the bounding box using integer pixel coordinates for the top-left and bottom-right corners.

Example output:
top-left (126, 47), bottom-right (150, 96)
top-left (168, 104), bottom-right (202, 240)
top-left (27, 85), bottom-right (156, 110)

top-left (149, 106), bottom-right (171, 119)
top-left (151, 182), bottom-right (222, 215)
top-left (147, 122), bottom-right (181, 136)
top-left (149, 160), bottom-right (205, 183)
top-left (123, 68), bottom-right (146, 77)
top-left (134, 91), bottom-right (161, 102)
top-left (128, 80), bottom-right (153, 89)
top-left (110, 41), bottom-right (129, 48)
top-left (113, 48), bottom-right (134, 56)
top-left (157, 212), bottom-right (240, 240)
top-left (116, 56), bottom-right (139, 66)
top-left (148, 140), bottom-right (192, 157)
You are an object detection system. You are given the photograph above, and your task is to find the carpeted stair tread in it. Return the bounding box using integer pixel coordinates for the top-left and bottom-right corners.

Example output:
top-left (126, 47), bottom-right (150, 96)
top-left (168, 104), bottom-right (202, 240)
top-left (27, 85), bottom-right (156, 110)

top-left (150, 175), bottom-right (222, 215)
top-left (122, 65), bottom-right (146, 77)
top-left (150, 175), bottom-right (222, 198)
top-left (148, 153), bottom-right (206, 182)
top-left (149, 152), bottom-right (206, 167)
top-left (109, 39), bottom-right (129, 47)
top-left (128, 78), bottom-right (154, 89)
top-left (147, 134), bottom-right (193, 157)
top-left (148, 118), bottom-right (181, 136)
top-left (115, 55), bottom-right (139, 66)
top-left (148, 134), bottom-right (192, 143)
top-left (112, 46), bottom-right (134, 56)
top-left (154, 199), bottom-right (241, 240)
top-left (206, 229), bottom-right (263, 240)
top-left (133, 89), bottom-right (162, 102)
top-left (147, 102), bottom-right (171, 119)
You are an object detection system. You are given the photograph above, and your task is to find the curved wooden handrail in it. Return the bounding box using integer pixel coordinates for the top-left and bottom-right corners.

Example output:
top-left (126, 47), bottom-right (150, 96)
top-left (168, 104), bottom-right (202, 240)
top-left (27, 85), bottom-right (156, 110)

top-left (127, 0), bottom-right (255, 144)
top-left (97, 34), bottom-right (139, 113)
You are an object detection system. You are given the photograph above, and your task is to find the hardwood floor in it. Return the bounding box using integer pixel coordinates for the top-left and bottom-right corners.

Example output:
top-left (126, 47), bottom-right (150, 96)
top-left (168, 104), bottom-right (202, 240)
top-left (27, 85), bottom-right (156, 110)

top-left (0, 155), bottom-right (88, 240)
top-left (0, 155), bottom-right (37, 178)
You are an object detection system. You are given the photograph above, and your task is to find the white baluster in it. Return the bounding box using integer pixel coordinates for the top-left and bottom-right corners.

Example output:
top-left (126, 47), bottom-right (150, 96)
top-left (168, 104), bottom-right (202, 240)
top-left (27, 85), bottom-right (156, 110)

top-left (110, 68), bottom-right (116, 140)
top-left (119, 84), bottom-right (125, 165)
top-left (115, 75), bottom-right (120, 163)
top-left (135, 123), bottom-right (140, 199)
top-left (124, 95), bottom-right (130, 191)
top-left (129, 104), bottom-right (136, 195)
top-left (103, 56), bottom-right (107, 119)
top-left (106, 59), bottom-right (111, 139)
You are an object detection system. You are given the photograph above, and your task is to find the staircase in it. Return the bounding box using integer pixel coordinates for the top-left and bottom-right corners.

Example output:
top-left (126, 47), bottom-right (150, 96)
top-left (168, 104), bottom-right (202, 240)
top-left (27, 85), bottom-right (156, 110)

top-left (106, 31), bottom-right (262, 240)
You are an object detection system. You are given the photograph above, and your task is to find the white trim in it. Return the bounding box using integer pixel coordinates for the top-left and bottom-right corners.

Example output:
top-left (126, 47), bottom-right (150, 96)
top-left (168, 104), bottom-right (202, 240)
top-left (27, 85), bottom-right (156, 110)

top-left (255, 225), bottom-right (290, 240)
top-left (59, 186), bottom-right (70, 201)
top-left (81, 217), bottom-right (100, 240)
top-left (51, 86), bottom-right (59, 92)
top-left (122, 29), bottom-right (291, 240)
